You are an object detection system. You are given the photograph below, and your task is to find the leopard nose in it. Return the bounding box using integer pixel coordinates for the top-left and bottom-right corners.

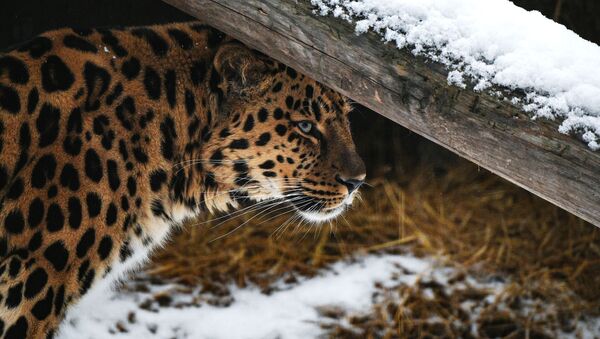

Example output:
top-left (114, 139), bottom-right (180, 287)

top-left (335, 175), bottom-right (365, 194)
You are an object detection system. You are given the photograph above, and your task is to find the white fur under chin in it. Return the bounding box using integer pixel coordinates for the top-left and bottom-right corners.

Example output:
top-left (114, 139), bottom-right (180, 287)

top-left (297, 193), bottom-right (356, 223)
top-left (299, 206), bottom-right (345, 223)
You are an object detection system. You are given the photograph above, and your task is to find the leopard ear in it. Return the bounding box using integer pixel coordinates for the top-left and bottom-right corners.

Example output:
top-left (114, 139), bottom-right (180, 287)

top-left (212, 42), bottom-right (272, 101)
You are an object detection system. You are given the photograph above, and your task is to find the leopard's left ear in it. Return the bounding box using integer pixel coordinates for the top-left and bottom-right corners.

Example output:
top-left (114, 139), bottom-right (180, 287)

top-left (212, 42), bottom-right (274, 104)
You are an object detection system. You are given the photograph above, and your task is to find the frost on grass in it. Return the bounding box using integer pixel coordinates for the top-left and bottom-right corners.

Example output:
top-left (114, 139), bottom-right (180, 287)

top-left (310, 0), bottom-right (600, 150)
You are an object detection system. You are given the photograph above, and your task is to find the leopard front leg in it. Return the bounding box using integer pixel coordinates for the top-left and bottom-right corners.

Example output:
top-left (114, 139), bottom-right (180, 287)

top-left (0, 250), bottom-right (69, 339)
top-left (0, 157), bottom-right (123, 339)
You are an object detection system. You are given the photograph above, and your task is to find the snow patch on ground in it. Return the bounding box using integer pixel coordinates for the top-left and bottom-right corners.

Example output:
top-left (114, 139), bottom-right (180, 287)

top-left (57, 253), bottom-right (600, 338)
top-left (58, 255), bottom-right (432, 339)
top-left (310, 0), bottom-right (600, 150)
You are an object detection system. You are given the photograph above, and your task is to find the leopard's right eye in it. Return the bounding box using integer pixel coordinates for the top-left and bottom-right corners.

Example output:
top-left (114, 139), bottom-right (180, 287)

top-left (298, 121), bottom-right (313, 134)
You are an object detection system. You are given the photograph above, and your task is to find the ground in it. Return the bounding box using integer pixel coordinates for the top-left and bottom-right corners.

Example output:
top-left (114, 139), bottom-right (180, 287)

top-left (58, 252), bottom-right (600, 338)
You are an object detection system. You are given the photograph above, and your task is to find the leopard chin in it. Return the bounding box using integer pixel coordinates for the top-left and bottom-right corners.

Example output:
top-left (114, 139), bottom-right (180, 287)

top-left (297, 206), bottom-right (346, 223)
top-left (290, 194), bottom-right (357, 223)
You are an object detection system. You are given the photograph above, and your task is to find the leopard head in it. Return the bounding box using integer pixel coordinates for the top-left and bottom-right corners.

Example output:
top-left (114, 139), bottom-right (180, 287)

top-left (201, 42), bottom-right (365, 222)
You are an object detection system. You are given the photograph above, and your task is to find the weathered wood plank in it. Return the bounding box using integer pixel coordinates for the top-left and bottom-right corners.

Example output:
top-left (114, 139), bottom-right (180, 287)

top-left (163, 0), bottom-right (600, 226)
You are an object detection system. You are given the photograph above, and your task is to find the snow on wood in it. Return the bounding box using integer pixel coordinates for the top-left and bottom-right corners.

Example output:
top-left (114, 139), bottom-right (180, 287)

top-left (162, 0), bottom-right (600, 227)
top-left (312, 0), bottom-right (600, 150)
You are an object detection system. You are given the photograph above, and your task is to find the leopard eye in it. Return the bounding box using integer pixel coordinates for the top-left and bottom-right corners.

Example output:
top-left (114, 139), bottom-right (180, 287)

top-left (298, 121), bottom-right (313, 134)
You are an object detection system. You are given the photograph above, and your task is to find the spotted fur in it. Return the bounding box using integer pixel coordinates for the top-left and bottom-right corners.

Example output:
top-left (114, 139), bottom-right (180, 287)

top-left (0, 22), bottom-right (365, 338)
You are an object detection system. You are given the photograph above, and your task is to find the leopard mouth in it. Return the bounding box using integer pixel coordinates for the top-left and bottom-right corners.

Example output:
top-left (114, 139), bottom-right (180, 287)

top-left (297, 205), bottom-right (346, 223)
top-left (285, 193), bottom-right (352, 223)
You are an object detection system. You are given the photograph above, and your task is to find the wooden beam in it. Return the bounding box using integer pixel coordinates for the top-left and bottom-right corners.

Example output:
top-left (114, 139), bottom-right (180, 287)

top-left (163, 0), bottom-right (600, 227)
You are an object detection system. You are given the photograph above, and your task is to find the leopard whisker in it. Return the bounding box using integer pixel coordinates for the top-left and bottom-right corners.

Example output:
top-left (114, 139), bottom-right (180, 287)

top-left (251, 201), bottom-right (312, 235)
top-left (271, 200), bottom-right (314, 238)
top-left (205, 194), bottom-right (305, 230)
top-left (273, 210), bottom-right (305, 239)
top-left (208, 196), bottom-right (311, 242)
top-left (191, 191), bottom-right (304, 228)
top-left (293, 201), bottom-right (323, 241)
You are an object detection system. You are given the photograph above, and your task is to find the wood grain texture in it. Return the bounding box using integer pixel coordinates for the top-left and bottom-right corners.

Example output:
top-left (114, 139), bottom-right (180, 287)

top-left (162, 0), bottom-right (600, 226)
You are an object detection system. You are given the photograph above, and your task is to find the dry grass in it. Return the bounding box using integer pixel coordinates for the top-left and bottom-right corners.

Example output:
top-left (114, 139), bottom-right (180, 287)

top-left (148, 113), bottom-right (600, 337)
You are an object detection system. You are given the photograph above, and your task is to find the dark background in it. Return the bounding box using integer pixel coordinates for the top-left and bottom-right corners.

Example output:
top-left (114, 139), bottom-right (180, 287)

top-left (1, 0), bottom-right (599, 50)
top-left (0, 0), bottom-right (192, 51)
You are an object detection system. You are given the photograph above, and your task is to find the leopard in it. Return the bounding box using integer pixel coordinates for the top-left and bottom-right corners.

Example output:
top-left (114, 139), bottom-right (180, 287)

top-left (0, 21), bottom-right (366, 338)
